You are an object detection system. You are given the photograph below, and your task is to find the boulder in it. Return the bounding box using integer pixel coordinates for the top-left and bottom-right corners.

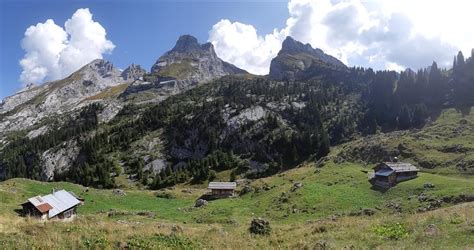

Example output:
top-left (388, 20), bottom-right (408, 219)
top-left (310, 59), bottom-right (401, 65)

top-left (195, 199), bottom-right (208, 208)
top-left (290, 182), bottom-right (303, 192)
top-left (112, 189), bottom-right (127, 196)
top-left (424, 183), bottom-right (435, 189)
top-left (249, 218), bottom-right (271, 235)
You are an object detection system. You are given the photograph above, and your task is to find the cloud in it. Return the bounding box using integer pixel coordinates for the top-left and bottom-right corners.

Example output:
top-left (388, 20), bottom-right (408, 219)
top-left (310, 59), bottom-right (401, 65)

top-left (208, 20), bottom-right (285, 75)
top-left (208, 0), bottom-right (463, 74)
top-left (19, 8), bottom-right (114, 85)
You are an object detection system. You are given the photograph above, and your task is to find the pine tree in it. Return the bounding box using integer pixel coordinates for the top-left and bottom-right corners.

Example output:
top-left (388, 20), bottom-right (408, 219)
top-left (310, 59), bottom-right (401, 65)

top-left (457, 51), bottom-right (465, 68)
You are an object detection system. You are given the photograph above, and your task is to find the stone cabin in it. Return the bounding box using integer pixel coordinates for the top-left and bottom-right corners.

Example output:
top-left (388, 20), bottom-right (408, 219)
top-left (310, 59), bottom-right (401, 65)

top-left (21, 189), bottom-right (82, 220)
top-left (208, 182), bottom-right (237, 198)
top-left (371, 161), bottom-right (419, 187)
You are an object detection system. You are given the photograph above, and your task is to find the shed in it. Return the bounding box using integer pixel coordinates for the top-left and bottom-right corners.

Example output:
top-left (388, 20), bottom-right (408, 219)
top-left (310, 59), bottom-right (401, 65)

top-left (21, 189), bottom-right (82, 220)
top-left (372, 161), bottom-right (419, 187)
top-left (208, 182), bottom-right (237, 198)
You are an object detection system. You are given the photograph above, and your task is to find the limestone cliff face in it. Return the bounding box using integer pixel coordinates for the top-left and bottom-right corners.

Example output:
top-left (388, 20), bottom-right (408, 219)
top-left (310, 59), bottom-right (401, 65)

top-left (41, 140), bottom-right (80, 181)
top-left (269, 36), bottom-right (347, 81)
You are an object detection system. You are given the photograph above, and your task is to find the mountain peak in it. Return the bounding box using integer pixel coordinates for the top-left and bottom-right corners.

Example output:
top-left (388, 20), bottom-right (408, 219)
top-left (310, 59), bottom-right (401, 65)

top-left (151, 34), bottom-right (246, 83)
top-left (269, 37), bottom-right (347, 80)
top-left (82, 59), bottom-right (116, 77)
top-left (280, 36), bottom-right (322, 55)
top-left (121, 63), bottom-right (146, 80)
top-left (172, 35), bottom-right (201, 53)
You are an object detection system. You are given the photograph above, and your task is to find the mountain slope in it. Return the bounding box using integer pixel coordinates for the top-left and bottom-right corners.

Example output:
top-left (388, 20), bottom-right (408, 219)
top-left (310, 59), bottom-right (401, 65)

top-left (151, 35), bottom-right (247, 83)
top-left (0, 36), bottom-right (473, 191)
top-left (269, 36), bottom-right (347, 81)
top-left (0, 59), bottom-right (131, 137)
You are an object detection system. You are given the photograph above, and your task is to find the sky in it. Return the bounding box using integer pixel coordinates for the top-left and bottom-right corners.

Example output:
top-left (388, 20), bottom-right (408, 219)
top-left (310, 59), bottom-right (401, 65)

top-left (1, 0), bottom-right (474, 99)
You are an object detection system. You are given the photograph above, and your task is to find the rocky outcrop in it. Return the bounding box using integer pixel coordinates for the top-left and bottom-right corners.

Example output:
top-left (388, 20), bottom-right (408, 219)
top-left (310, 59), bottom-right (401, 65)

top-left (41, 140), bottom-right (80, 181)
top-left (0, 83), bottom-right (48, 114)
top-left (0, 59), bottom-right (126, 135)
top-left (121, 64), bottom-right (146, 80)
top-left (26, 125), bottom-right (49, 139)
top-left (269, 36), bottom-right (347, 81)
top-left (151, 35), bottom-right (247, 84)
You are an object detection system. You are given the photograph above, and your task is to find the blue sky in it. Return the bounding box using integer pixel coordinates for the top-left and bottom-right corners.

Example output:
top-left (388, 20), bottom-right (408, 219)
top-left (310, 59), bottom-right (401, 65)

top-left (0, 0), bottom-right (287, 99)
top-left (2, 0), bottom-right (473, 100)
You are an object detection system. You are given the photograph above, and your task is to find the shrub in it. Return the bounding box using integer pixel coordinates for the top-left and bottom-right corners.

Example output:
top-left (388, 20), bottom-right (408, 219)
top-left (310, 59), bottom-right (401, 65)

top-left (372, 223), bottom-right (409, 240)
top-left (250, 218), bottom-right (271, 235)
top-left (156, 192), bottom-right (176, 199)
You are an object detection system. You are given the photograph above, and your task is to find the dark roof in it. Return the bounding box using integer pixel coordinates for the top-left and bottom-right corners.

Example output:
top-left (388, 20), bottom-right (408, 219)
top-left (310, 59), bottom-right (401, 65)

top-left (375, 162), bottom-right (419, 172)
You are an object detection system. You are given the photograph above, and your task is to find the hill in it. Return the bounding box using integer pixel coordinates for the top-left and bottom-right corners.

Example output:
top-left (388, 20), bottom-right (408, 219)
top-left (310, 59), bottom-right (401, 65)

top-left (1, 155), bottom-right (473, 248)
top-left (1, 36), bottom-right (474, 190)
top-left (1, 107), bottom-right (474, 248)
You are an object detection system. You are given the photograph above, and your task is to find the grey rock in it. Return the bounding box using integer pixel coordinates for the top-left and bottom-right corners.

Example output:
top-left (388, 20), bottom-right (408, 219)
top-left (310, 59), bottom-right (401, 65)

top-left (121, 64), bottom-right (146, 80)
top-left (112, 189), bottom-right (127, 196)
top-left (269, 36), bottom-right (347, 81)
top-left (290, 182), bottom-right (303, 192)
top-left (151, 35), bottom-right (247, 85)
top-left (0, 59), bottom-right (127, 135)
top-left (194, 199), bottom-right (208, 207)
top-left (26, 125), bottom-right (49, 139)
top-left (41, 140), bottom-right (79, 181)
top-left (424, 183), bottom-right (435, 189)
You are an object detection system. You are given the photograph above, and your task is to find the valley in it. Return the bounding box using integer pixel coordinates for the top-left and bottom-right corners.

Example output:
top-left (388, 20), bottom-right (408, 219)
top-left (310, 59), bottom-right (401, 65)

top-left (0, 34), bottom-right (473, 248)
top-left (0, 108), bottom-right (473, 248)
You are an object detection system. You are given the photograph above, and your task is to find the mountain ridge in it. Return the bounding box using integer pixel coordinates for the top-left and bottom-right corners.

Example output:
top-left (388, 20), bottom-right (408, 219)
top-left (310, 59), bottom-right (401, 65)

top-left (269, 36), bottom-right (347, 80)
top-left (150, 34), bottom-right (247, 83)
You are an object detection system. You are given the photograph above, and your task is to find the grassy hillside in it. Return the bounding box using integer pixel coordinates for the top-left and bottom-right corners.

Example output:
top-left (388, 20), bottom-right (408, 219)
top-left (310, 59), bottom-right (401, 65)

top-left (337, 108), bottom-right (474, 174)
top-left (1, 160), bottom-right (473, 248)
top-left (1, 108), bottom-right (473, 248)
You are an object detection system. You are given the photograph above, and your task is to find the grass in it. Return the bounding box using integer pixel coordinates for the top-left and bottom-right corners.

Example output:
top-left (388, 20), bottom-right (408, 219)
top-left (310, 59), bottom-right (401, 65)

top-left (1, 107), bottom-right (473, 248)
top-left (84, 83), bottom-right (130, 101)
top-left (338, 108), bottom-right (474, 175)
top-left (1, 159), bottom-right (473, 248)
top-left (158, 59), bottom-right (194, 79)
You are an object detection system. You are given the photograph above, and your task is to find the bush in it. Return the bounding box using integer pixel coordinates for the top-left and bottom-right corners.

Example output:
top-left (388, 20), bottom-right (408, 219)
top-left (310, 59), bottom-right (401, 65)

top-left (156, 192), bottom-right (176, 199)
top-left (249, 218), bottom-right (271, 235)
top-left (372, 223), bottom-right (409, 240)
top-left (208, 170), bottom-right (217, 181)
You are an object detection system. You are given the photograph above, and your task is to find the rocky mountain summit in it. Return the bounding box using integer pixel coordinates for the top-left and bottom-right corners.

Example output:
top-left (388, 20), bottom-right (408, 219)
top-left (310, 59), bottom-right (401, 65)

top-left (151, 35), bottom-right (247, 84)
top-left (0, 59), bottom-right (127, 136)
top-left (121, 64), bottom-right (146, 80)
top-left (269, 36), bottom-right (347, 80)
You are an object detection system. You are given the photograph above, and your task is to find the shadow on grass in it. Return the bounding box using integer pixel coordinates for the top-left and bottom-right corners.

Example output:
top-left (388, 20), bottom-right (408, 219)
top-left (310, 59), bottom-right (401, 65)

top-left (370, 185), bottom-right (390, 193)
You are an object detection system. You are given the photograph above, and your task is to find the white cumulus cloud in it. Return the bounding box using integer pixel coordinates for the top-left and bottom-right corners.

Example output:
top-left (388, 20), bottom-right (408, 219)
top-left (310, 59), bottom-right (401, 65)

top-left (209, 0), bottom-right (468, 75)
top-left (19, 8), bottom-right (114, 85)
top-left (209, 20), bottom-right (286, 75)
